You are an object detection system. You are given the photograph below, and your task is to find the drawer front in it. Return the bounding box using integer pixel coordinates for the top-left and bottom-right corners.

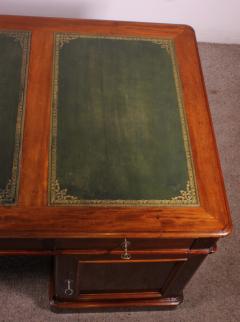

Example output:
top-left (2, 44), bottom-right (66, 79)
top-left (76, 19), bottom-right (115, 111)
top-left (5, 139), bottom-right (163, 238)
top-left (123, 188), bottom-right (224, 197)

top-left (54, 238), bottom-right (194, 251)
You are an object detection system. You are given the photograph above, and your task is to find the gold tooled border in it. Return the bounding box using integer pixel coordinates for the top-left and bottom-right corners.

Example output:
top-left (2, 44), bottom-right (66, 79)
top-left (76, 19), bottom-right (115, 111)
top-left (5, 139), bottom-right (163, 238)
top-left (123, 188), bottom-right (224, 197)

top-left (49, 33), bottom-right (199, 207)
top-left (0, 30), bottom-right (31, 205)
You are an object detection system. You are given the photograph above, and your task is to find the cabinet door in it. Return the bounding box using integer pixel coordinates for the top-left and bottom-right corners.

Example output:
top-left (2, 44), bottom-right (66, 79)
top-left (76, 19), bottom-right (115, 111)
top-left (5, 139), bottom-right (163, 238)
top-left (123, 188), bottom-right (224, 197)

top-left (54, 253), bottom-right (187, 301)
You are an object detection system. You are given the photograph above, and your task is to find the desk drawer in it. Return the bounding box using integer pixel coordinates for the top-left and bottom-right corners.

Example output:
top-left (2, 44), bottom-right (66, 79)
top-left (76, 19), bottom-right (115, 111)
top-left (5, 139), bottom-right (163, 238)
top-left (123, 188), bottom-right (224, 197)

top-left (54, 238), bottom-right (194, 252)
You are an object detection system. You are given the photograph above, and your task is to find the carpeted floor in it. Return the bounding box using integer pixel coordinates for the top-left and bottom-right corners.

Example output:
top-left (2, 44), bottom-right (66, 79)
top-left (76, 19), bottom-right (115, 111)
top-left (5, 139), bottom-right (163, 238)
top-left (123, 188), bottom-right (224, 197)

top-left (0, 43), bottom-right (239, 322)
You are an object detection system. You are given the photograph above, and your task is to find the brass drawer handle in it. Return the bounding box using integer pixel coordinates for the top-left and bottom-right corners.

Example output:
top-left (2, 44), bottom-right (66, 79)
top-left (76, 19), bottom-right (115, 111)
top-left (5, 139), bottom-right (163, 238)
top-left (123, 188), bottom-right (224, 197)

top-left (121, 238), bottom-right (131, 260)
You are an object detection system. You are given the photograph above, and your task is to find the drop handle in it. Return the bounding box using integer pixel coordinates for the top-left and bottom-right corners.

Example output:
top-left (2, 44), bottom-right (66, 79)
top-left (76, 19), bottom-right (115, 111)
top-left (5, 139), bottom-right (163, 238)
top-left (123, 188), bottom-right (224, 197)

top-left (64, 279), bottom-right (74, 296)
top-left (121, 238), bottom-right (132, 260)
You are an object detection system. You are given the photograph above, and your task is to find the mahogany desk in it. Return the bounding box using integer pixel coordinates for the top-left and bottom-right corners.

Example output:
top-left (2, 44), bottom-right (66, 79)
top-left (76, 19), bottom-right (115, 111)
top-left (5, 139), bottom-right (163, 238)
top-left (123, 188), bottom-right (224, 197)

top-left (0, 15), bottom-right (232, 311)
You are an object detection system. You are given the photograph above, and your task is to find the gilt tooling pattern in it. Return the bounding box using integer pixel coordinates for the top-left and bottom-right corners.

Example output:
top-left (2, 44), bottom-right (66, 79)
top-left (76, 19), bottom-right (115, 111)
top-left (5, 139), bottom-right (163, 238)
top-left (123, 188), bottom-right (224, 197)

top-left (49, 34), bottom-right (199, 206)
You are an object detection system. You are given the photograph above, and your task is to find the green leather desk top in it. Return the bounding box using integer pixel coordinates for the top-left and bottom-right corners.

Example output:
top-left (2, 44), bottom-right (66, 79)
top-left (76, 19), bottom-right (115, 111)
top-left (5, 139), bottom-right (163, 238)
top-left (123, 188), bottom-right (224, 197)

top-left (0, 31), bottom-right (30, 204)
top-left (49, 33), bottom-right (198, 207)
top-left (0, 30), bottom-right (199, 207)
top-left (0, 17), bottom-right (231, 238)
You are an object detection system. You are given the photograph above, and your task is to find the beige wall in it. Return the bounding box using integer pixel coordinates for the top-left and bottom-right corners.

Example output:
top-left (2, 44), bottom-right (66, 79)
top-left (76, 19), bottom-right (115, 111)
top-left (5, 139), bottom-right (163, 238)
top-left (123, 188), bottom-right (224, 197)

top-left (0, 0), bottom-right (239, 44)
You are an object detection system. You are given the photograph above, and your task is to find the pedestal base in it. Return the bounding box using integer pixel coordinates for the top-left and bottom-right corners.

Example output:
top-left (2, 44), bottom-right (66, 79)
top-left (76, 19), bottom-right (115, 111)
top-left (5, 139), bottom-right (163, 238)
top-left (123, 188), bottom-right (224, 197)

top-left (49, 293), bottom-right (183, 312)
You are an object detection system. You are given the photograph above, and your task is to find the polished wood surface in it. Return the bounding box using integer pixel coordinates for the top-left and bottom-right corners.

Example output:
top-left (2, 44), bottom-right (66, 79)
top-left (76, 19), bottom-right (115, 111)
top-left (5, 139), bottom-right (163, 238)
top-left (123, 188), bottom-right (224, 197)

top-left (51, 250), bottom-right (209, 310)
top-left (0, 15), bottom-right (232, 310)
top-left (0, 15), bottom-right (232, 239)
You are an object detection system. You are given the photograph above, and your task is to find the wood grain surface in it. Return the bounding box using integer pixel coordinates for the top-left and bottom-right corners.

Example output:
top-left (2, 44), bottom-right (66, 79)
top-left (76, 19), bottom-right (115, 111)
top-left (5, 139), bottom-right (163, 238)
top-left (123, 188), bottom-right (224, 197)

top-left (0, 15), bottom-right (232, 238)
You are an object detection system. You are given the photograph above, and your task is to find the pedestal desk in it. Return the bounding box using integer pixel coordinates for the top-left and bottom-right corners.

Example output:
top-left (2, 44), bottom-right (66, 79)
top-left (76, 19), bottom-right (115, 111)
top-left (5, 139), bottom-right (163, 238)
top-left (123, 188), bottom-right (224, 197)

top-left (0, 15), bottom-right (232, 311)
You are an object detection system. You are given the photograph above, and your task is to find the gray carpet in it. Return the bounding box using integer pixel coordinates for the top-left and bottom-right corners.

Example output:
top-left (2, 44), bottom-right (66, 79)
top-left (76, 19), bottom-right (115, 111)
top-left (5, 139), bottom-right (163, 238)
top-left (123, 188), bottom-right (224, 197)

top-left (0, 43), bottom-right (239, 322)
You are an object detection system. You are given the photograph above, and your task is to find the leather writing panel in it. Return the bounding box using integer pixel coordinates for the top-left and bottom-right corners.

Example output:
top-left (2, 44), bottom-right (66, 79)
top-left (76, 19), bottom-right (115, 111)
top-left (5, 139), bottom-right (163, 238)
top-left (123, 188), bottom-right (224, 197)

top-left (0, 31), bottom-right (30, 204)
top-left (50, 34), bottom-right (198, 206)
